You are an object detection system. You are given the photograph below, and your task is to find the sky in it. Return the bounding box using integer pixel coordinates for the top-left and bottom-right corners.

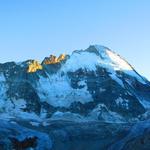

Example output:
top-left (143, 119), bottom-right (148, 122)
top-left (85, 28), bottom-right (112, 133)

top-left (0, 0), bottom-right (150, 80)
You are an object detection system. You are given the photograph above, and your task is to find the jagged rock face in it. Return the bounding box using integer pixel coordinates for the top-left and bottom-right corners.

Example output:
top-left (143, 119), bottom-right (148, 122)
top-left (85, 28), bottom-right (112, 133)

top-left (27, 60), bottom-right (43, 73)
top-left (0, 45), bottom-right (150, 122)
top-left (67, 67), bottom-right (145, 119)
top-left (42, 54), bottom-right (66, 65)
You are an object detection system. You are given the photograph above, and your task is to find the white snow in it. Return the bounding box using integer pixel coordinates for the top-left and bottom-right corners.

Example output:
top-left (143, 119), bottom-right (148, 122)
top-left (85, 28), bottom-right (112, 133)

top-left (36, 74), bottom-right (93, 107)
top-left (115, 97), bottom-right (129, 110)
top-left (0, 96), bottom-right (41, 121)
top-left (78, 80), bottom-right (86, 87)
top-left (0, 73), bottom-right (6, 82)
top-left (13, 99), bottom-right (26, 110)
top-left (109, 73), bottom-right (124, 87)
top-left (50, 111), bottom-right (84, 122)
top-left (89, 104), bottom-right (125, 123)
top-left (62, 51), bottom-right (100, 72)
top-left (99, 88), bottom-right (106, 92)
top-left (106, 50), bottom-right (132, 70)
top-left (30, 121), bottom-right (40, 126)
top-left (139, 99), bottom-right (150, 109)
top-left (61, 45), bottom-right (146, 84)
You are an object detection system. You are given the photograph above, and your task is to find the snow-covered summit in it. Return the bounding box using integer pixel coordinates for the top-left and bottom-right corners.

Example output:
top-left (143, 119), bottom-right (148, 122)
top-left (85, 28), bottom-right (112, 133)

top-left (61, 45), bottom-right (146, 84)
top-left (65, 45), bottom-right (133, 71)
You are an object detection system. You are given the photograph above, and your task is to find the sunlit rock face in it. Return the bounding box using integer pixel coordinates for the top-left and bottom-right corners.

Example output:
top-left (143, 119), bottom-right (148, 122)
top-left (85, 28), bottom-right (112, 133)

top-left (27, 60), bottom-right (43, 73)
top-left (27, 54), bottom-right (66, 73)
top-left (42, 54), bottom-right (66, 65)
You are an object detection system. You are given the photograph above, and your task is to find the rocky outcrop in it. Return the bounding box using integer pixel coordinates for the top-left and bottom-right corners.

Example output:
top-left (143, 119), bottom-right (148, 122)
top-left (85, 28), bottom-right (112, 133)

top-left (27, 60), bottom-right (43, 73)
top-left (9, 136), bottom-right (38, 150)
top-left (42, 54), bottom-right (66, 65)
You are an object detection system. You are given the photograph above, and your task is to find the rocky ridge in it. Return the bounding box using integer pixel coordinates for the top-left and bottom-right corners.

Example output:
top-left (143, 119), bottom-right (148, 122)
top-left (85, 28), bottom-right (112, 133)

top-left (0, 45), bottom-right (150, 149)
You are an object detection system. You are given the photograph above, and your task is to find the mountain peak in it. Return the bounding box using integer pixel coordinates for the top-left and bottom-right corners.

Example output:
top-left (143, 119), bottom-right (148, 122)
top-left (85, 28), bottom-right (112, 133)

top-left (27, 60), bottom-right (43, 73)
top-left (4, 44), bottom-right (145, 85)
top-left (93, 44), bottom-right (109, 52)
top-left (63, 44), bottom-right (133, 72)
top-left (42, 54), bottom-right (66, 65)
top-left (85, 44), bottom-right (133, 71)
top-left (85, 45), bottom-right (108, 56)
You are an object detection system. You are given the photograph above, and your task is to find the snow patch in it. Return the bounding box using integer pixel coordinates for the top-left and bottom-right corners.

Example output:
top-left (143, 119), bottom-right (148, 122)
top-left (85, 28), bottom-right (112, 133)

top-left (115, 97), bottom-right (129, 110)
top-left (99, 88), bottom-right (106, 92)
top-left (78, 80), bottom-right (86, 87)
top-left (109, 73), bottom-right (124, 87)
top-left (36, 74), bottom-right (93, 107)
top-left (106, 50), bottom-right (132, 70)
top-left (139, 99), bottom-right (150, 109)
top-left (30, 121), bottom-right (40, 127)
top-left (89, 104), bottom-right (125, 123)
top-left (62, 51), bottom-right (100, 72)
top-left (0, 73), bottom-right (6, 82)
top-left (51, 111), bottom-right (84, 121)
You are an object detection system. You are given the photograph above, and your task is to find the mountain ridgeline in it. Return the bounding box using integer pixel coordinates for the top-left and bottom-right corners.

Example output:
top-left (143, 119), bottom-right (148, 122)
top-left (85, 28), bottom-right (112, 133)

top-left (0, 45), bottom-right (150, 150)
top-left (0, 45), bottom-right (150, 123)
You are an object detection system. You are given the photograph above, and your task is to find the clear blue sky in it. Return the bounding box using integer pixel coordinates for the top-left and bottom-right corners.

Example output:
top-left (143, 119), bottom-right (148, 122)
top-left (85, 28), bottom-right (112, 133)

top-left (0, 0), bottom-right (150, 80)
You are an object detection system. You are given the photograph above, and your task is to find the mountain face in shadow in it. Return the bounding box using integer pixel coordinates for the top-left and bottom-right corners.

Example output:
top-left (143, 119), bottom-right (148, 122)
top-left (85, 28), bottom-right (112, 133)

top-left (0, 45), bottom-right (150, 150)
